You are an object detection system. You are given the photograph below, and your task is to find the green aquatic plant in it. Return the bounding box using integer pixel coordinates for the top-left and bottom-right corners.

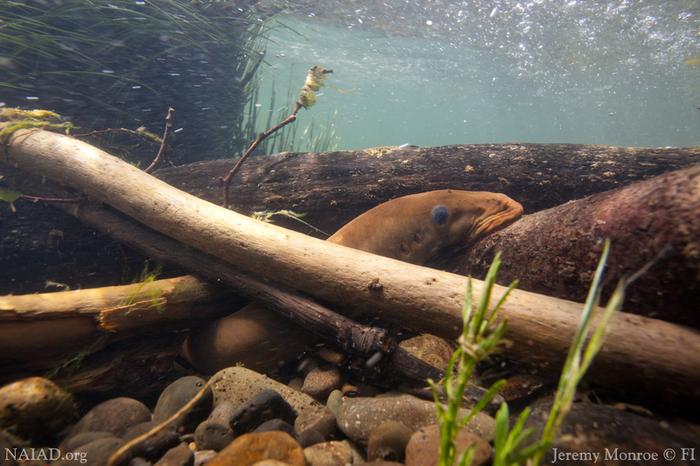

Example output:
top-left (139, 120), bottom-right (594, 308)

top-left (0, 120), bottom-right (74, 145)
top-left (0, 1), bottom-right (270, 163)
top-left (298, 65), bottom-right (332, 108)
top-left (119, 261), bottom-right (165, 313)
top-left (0, 108), bottom-right (61, 120)
top-left (433, 240), bottom-right (625, 466)
top-left (44, 335), bottom-right (110, 379)
top-left (429, 253), bottom-right (517, 466)
top-left (0, 187), bottom-right (22, 213)
top-left (0, 107), bottom-right (75, 144)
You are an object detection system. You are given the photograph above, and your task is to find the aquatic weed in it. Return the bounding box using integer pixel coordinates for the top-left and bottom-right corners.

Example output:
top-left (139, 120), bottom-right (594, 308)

top-left (433, 240), bottom-right (625, 465)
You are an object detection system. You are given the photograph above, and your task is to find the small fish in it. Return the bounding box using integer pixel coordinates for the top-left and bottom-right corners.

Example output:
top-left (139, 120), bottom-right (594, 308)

top-left (398, 143), bottom-right (419, 149)
top-left (684, 55), bottom-right (700, 66)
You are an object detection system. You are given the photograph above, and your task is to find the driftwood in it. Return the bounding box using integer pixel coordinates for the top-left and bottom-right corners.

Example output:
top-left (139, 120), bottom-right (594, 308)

top-left (0, 276), bottom-right (239, 370)
top-left (3, 128), bottom-right (700, 407)
top-left (2, 143), bottom-right (699, 294)
top-left (463, 165), bottom-right (700, 327)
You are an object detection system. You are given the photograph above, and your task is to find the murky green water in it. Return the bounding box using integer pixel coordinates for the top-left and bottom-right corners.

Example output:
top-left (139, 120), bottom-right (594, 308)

top-left (251, 3), bottom-right (700, 150)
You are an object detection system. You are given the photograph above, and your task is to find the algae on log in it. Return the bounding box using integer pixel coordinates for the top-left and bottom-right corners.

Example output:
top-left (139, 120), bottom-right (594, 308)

top-left (462, 165), bottom-right (700, 328)
top-left (2, 143), bottom-right (699, 294)
top-left (3, 128), bottom-right (700, 408)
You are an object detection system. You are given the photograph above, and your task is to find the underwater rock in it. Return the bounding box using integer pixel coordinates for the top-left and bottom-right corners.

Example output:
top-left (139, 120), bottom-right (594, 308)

top-left (153, 442), bottom-right (193, 466)
top-left (301, 366), bottom-right (342, 402)
top-left (153, 376), bottom-right (212, 432)
top-left (361, 462), bottom-right (404, 466)
top-left (295, 428), bottom-right (326, 448)
top-left (253, 419), bottom-right (295, 436)
top-left (336, 394), bottom-right (494, 446)
top-left (304, 440), bottom-right (364, 466)
top-left (129, 458), bottom-right (152, 466)
top-left (193, 449), bottom-right (216, 466)
top-left (525, 396), bottom-right (700, 465)
top-left (56, 437), bottom-right (126, 466)
top-left (229, 389), bottom-right (297, 435)
top-left (194, 401), bottom-right (236, 451)
top-left (398, 334), bottom-right (453, 371)
top-left (405, 424), bottom-right (492, 466)
top-left (206, 431), bottom-right (305, 466)
top-left (183, 307), bottom-right (314, 375)
top-left (366, 420), bottom-right (413, 462)
top-left (60, 431), bottom-right (117, 452)
top-left (211, 367), bottom-right (336, 439)
top-left (0, 429), bottom-right (20, 466)
top-left (325, 390), bottom-right (342, 417)
top-left (317, 347), bottom-right (345, 365)
top-left (123, 421), bottom-right (181, 460)
top-left (251, 461), bottom-right (296, 466)
top-left (69, 397), bottom-right (151, 438)
top-left (0, 377), bottom-right (76, 442)
top-left (287, 377), bottom-right (304, 391)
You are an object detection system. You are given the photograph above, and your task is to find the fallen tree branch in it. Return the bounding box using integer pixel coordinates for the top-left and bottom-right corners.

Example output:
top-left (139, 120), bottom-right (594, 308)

top-left (3, 127), bottom-right (700, 407)
top-left (4, 143), bottom-right (699, 294)
top-left (0, 275), bottom-right (236, 367)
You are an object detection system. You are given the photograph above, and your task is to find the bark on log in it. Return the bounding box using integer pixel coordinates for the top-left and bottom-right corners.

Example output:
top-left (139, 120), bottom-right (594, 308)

top-left (3, 128), bottom-right (700, 407)
top-left (0, 276), bottom-right (240, 369)
top-left (156, 144), bottom-right (700, 230)
top-left (462, 165), bottom-right (700, 327)
top-left (2, 144), bottom-right (698, 294)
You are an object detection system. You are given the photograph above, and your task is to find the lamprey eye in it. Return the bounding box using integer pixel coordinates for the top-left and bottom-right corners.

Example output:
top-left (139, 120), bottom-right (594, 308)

top-left (431, 204), bottom-right (449, 225)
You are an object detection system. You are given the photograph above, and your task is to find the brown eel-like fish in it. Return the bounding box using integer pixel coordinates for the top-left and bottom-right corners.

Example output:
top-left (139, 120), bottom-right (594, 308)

top-left (183, 189), bottom-right (523, 374)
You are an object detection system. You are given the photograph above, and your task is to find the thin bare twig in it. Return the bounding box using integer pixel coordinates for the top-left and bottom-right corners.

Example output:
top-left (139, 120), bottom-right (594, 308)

top-left (73, 127), bottom-right (160, 143)
top-left (145, 107), bottom-right (175, 174)
top-left (221, 102), bottom-right (301, 208)
top-left (107, 377), bottom-right (216, 466)
top-left (19, 194), bottom-right (80, 204)
top-left (221, 66), bottom-right (333, 208)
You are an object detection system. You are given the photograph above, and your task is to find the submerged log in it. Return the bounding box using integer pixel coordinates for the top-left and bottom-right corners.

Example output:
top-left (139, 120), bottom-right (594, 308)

top-left (0, 276), bottom-right (241, 372)
top-left (462, 165), bottom-right (700, 327)
top-left (2, 143), bottom-right (699, 293)
top-left (156, 144), bottom-right (700, 228)
top-left (4, 128), bottom-right (700, 407)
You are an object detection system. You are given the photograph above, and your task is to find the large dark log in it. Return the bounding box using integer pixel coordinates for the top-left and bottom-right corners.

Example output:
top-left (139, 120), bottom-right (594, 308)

top-left (158, 144), bottom-right (700, 230)
top-left (2, 144), bottom-right (698, 293)
top-left (463, 165), bottom-right (700, 327)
